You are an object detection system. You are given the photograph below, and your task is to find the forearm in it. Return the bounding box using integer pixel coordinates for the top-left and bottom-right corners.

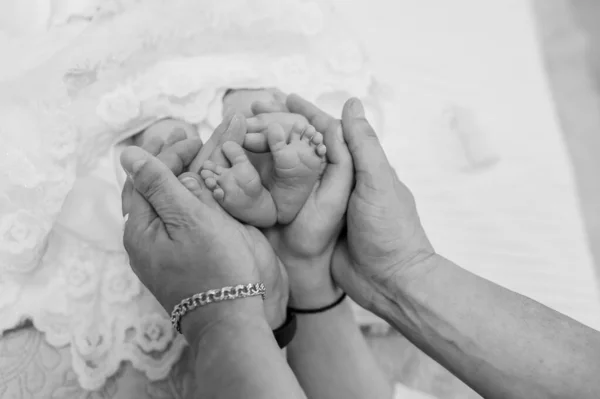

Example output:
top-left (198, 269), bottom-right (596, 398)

top-left (186, 299), bottom-right (306, 399)
top-left (288, 297), bottom-right (393, 399)
top-left (379, 254), bottom-right (600, 399)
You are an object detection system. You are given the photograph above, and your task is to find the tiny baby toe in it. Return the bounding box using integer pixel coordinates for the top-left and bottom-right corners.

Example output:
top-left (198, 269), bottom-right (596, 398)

top-left (213, 188), bottom-right (225, 201)
top-left (316, 144), bottom-right (327, 157)
top-left (204, 177), bottom-right (218, 190)
top-left (200, 169), bottom-right (214, 180)
top-left (310, 131), bottom-right (323, 146)
top-left (301, 125), bottom-right (316, 142)
top-left (292, 120), bottom-right (307, 132)
top-left (290, 121), bottom-right (307, 141)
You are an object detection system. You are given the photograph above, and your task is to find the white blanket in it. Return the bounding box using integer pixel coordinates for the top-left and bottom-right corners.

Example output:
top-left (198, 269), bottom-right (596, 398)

top-left (337, 0), bottom-right (600, 331)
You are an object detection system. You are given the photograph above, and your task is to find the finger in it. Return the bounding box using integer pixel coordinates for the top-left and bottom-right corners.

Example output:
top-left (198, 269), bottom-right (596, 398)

top-left (171, 121), bottom-right (201, 140)
top-left (251, 100), bottom-right (288, 115)
top-left (156, 138), bottom-right (203, 176)
top-left (243, 132), bottom-right (269, 153)
top-left (188, 112), bottom-right (235, 173)
top-left (341, 98), bottom-right (393, 192)
top-left (141, 135), bottom-right (166, 155)
top-left (286, 93), bottom-right (336, 134)
top-left (164, 127), bottom-right (190, 146)
top-left (123, 186), bottom-right (159, 257)
top-left (124, 129), bottom-right (193, 214)
top-left (316, 119), bottom-right (353, 203)
top-left (268, 88), bottom-right (289, 106)
top-left (121, 146), bottom-right (197, 224)
top-left (208, 112), bottom-right (247, 168)
top-left (246, 115), bottom-right (270, 133)
top-left (121, 178), bottom-right (134, 216)
top-left (178, 172), bottom-right (220, 209)
top-left (138, 121), bottom-right (186, 154)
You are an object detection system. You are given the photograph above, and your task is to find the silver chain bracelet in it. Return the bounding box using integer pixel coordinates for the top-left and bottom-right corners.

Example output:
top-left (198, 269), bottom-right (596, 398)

top-left (170, 282), bottom-right (266, 333)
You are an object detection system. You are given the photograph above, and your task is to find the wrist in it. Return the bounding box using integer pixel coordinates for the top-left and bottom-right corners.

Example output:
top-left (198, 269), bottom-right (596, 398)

top-left (374, 252), bottom-right (443, 323)
top-left (264, 289), bottom-right (288, 330)
top-left (282, 254), bottom-right (341, 308)
top-left (289, 274), bottom-right (342, 309)
top-left (181, 296), bottom-right (266, 350)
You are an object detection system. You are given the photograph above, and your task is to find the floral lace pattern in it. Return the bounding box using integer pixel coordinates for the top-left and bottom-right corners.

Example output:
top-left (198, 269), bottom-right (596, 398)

top-left (0, 326), bottom-right (438, 399)
top-left (0, 0), bottom-right (380, 391)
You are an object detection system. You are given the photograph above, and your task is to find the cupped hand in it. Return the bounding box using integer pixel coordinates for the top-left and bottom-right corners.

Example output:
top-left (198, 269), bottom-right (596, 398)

top-left (120, 124), bottom-right (286, 347)
top-left (331, 99), bottom-right (435, 312)
top-left (258, 95), bottom-right (354, 308)
top-left (177, 171), bottom-right (289, 331)
top-left (142, 118), bottom-right (289, 329)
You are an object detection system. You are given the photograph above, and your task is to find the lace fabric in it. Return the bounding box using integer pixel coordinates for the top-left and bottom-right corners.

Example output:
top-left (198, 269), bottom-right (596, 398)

top-left (0, 0), bottom-right (382, 390)
top-left (0, 325), bottom-right (439, 399)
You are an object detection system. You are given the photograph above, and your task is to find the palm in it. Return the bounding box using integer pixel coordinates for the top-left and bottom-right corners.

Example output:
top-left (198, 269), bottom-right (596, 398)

top-left (349, 174), bottom-right (432, 274)
top-left (193, 204), bottom-right (289, 329)
top-left (333, 169), bottom-right (435, 314)
top-left (270, 179), bottom-right (345, 259)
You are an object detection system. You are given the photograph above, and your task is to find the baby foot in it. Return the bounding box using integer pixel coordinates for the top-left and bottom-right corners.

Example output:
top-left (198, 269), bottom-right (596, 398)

top-left (200, 141), bottom-right (277, 227)
top-left (266, 122), bottom-right (327, 224)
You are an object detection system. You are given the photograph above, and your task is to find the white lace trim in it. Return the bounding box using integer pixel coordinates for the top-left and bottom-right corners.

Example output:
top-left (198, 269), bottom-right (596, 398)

top-left (0, 0), bottom-right (380, 390)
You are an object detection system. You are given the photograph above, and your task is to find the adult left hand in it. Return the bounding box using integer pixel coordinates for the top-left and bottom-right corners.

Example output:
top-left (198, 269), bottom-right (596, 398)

top-left (121, 124), bottom-right (288, 346)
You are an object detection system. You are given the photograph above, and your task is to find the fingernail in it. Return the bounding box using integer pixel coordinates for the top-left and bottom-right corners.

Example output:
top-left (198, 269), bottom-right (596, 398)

top-left (181, 177), bottom-right (200, 191)
top-left (131, 160), bottom-right (146, 174)
top-left (228, 113), bottom-right (240, 129)
top-left (124, 213), bottom-right (129, 222)
top-left (350, 98), bottom-right (365, 118)
top-left (120, 146), bottom-right (148, 176)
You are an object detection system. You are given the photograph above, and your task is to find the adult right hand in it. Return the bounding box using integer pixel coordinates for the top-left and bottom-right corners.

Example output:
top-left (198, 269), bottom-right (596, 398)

top-left (331, 99), bottom-right (435, 312)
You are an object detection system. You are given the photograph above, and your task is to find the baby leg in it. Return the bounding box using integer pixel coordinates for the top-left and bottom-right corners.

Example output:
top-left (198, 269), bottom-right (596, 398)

top-left (266, 122), bottom-right (327, 224)
top-left (200, 141), bottom-right (277, 227)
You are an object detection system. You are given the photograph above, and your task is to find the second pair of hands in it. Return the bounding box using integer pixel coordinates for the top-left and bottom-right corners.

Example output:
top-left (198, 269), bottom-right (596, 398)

top-left (122, 93), bottom-right (433, 345)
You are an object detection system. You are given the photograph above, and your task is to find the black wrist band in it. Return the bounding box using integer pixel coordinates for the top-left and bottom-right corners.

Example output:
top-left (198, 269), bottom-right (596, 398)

top-left (288, 292), bottom-right (347, 314)
top-left (272, 309), bottom-right (297, 348)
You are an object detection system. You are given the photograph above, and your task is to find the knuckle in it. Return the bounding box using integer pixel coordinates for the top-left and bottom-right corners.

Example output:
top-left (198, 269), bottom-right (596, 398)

top-left (136, 166), bottom-right (169, 202)
top-left (144, 136), bottom-right (165, 154)
top-left (156, 152), bottom-right (182, 175)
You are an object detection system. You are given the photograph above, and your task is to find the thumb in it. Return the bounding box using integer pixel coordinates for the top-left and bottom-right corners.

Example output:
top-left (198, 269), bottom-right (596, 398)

top-left (341, 98), bottom-right (393, 192)
top-left (121, 146), bottom-right (196, 223)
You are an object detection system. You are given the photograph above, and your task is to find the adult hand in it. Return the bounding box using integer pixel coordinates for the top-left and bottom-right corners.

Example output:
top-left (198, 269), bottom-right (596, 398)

top-left (260, 94), bottom-right (354, 308)
top-left (150, 119), bottom-right (288, 329)
top-left (120, 127), bottom-right (286, 347)
top-left (178, 115), bottom-right (289, 329)
top-left (330, 98), bottom-right (435, 312)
